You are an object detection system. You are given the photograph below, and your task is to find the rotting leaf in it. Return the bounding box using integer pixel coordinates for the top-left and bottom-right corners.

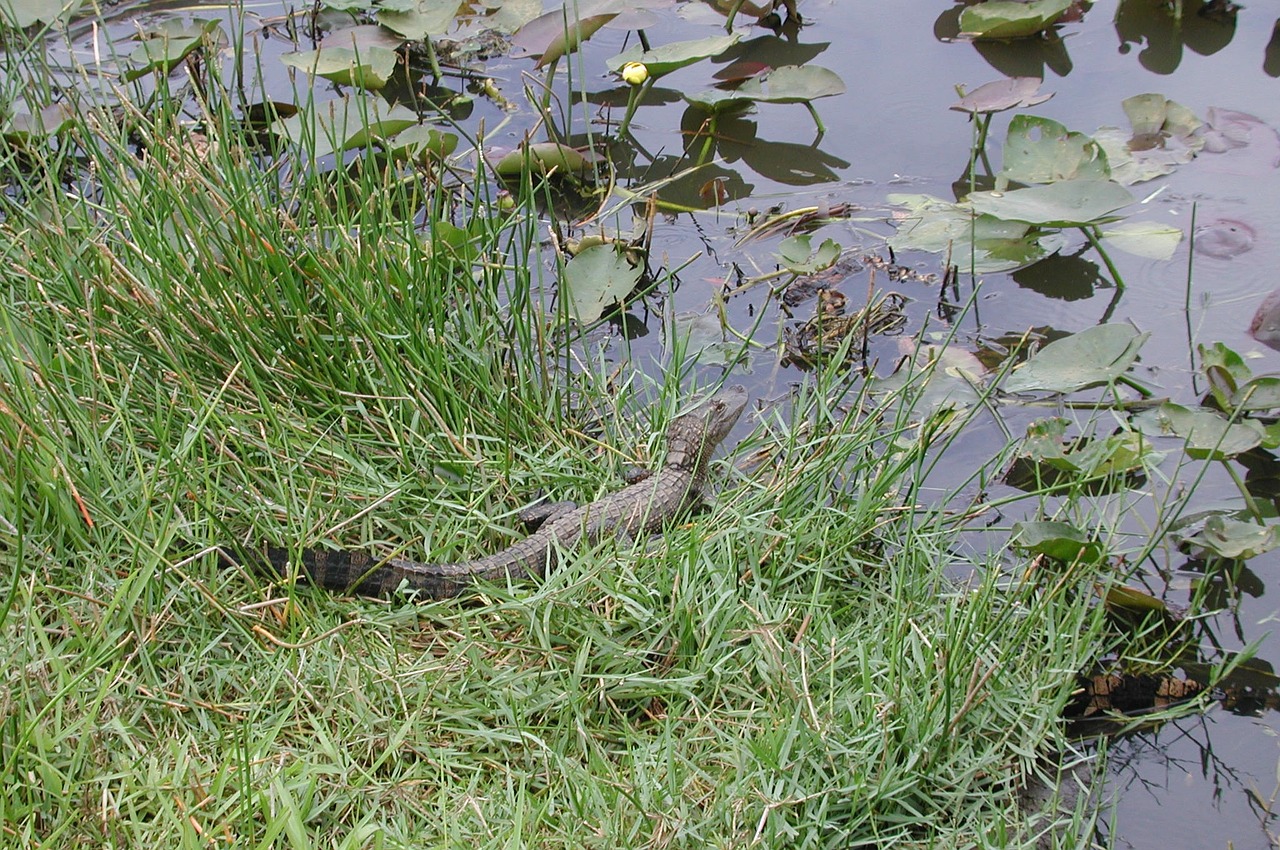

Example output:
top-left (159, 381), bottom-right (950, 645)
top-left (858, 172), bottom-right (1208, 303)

top-left (1093, 94), bottom-right (1205, 185)
top-left (561, 242), bottom-right (643, 324)
top-left (951, 77), bottom-right (1054, 115)
top-left (1004, 324), bottom-right (1148, 394)
top-left (1132, 402), bottom-right (1264, 460)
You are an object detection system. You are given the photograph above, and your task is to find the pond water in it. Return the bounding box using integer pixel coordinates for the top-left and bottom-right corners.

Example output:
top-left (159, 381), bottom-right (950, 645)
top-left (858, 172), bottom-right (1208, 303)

top-left (27, 0), bottom-right (1280, 845)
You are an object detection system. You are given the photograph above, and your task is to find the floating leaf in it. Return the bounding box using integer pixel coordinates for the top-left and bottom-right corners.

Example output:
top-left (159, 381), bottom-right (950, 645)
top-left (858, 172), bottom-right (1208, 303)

top-left (1194, 218), bottom-right (1254, 260)
top-left (1183, 515), bottom-right (1280, 560)
top-left (492, 141), bottom-right (591, 177)
top-left (382, 124), bottom-right (458, 164)
top-left (281, 45), bottom-right (398, 89)
top-left (1004, 324), bottom-right (1148, 393)
top-left (999, 115), bottom-right (1110, 186)
top-left (969, 180), bottom-right (1134, 228)
top-left (734, 65), bottom-right (846, 104)
top-left (1099, 222), bottom-right (1182, 260)
top-left (1249, 288), bottom-right (1280, 352)
top-left (951, 77), bottom-right (1054, 115)
top-left (1012, 520), bottom-right (1105, 564)
top-left (0, 0), bottom-right (83, 27)
top-left (124, 19), bottom-right (225, 81)
top-left (673, 311), bottom-right (738, 367)
top-left (1132, 402), bottom-right (1264, 460)
top-left (511, 8), bottom-right (615, 67)
top-left (2, 102), bottom-right (77, 141)
top-left (776, 234), bottom-right (840, 275)
top-left (561, 243), bottom-right (642, 324)
top-left (959, 0), bottom-right (1072, 39)
top-left (376, 0), bottom-right (461, 39)
top-left (273, 96), bottom-right (419, 159)
top-left (606, 34), bottom-right (740, 78)
top-left (887, 193), bottom-right (1065, 274)
top-left (1093, 95), bottom-right (1204, 185)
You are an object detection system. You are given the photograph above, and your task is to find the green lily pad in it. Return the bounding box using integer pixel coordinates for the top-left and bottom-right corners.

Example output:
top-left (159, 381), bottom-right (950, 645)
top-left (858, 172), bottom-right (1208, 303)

top-left (0, 0), bottom-right (83, 27)
top-left (673, 311), bottom-right (739, 367)
top-left (1004, 324), bottom-right (1148, 393)
top-left (1012, 520), bottom-right (1106, 564)
top-left (887, 193), bottom-right (1065, 274)
top-left (1183, 514), bottom-right (1280, 560)
top-left (123, 19), bottom-right (225, 81)
top-left (376, 0), bottom-right (461, 39)
top-left (272, 96), bottom-right (419, 159)
top-left (382, 124), bottom-right (458, 164)
top-left (561, 243), bottom-right (642, 324)
top-left (606, 34), bottom-right (740, 78)
top-left (998, 115), bottom-right (1111, 187)
top-left (734, 65), bottom-right (845, 104)
top-left (969, 179), bottom-right (1134, 228)
top-left (1019, 418), bottom-right (1153, 478)
top-left (777, 234), bottom-right (840, 275)
top-left (281, 45), bottom-right (398, 90)
top-left (493, 142), bottom-right (591, 178)
top-left (959, 0), bottom-right (1072, 40)
top-left (1099, 222), bottom-right (1182, 260)
top-left (1133, 402), bottom-right (1265, 460)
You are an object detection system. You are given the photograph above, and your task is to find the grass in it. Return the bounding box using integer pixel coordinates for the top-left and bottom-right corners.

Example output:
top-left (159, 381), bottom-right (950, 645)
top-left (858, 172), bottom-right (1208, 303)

top-left (0, 24), bottom-right (1143, 850)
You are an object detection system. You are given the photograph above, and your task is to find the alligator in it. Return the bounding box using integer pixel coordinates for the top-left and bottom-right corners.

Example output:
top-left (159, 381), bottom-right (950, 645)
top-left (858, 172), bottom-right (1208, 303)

top-left (226, 386), bottom-right (748, 599)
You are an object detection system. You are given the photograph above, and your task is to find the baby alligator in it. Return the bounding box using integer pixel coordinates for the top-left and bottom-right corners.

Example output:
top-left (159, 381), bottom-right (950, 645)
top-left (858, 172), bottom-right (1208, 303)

top-left (230, 386), bottom-right (747, 599)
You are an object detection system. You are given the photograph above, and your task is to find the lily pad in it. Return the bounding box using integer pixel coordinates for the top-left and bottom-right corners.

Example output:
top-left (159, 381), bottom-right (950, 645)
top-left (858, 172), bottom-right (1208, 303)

top-left (1249, 288), bottom-right (1280, 352)
top-left (606, 34), bottom-right (739, 78)
top-left (0, 0), bottom-right (83, 27)
top-left (382, 124), bottom-right (458, 164)
top-left (1194, 218), bottom-right (1254, 260)
top-left (376, 0), bottom-right (462, 40)
top-left (887, 193), bottom-right (1065, 274)
top-left (281, 45), bottom-right (398, 90)
top-left (969, 180), bottom-right (1134, 228)
top-left (777, 234), bottom-right (840, 275)
top-left (3, 102), bottom-right (78, 141)
top-left (1093, 94), bottom-right (1204, 185)
top-left (1099, 222), bottom-right (1182, 260)
top-left (998, 115), bottom-right (1110, 186)
top-left (950, 77), bottom-right (1054, 115)
top-left (1012, 520), bottom-right (1105, 564)
top-left (561, 243), bottom-right (643, 324)
top-left (492, 142), bottom-right (591, 178)
top-left (123, 19), bottom-right (225, 81)
top-left (1183, 515), bottom-right (1280, 560)
top-left (1004, 324), bottom-right (1148, 394)
top-left (273, 96), bottom-right (419, 159)
top-left (1132, 402), bottom-right (1264, 460)
top-left (511, 8), bottom-right (615, 67)
top-left (959, 0), bottom-right (1072, 40)
top-left (1019, 418), bottom-right (1152, 478)
top-left (733, 65), bottom-right (846, 104)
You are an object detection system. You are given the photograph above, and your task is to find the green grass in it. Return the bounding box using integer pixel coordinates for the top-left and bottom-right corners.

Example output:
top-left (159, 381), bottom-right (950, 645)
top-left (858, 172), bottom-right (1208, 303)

top-left (0, 43), bottom-right (1125, 850)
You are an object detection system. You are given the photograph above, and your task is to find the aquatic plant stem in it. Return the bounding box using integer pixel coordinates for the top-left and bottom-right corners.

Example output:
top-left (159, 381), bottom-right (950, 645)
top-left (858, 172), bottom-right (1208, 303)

top-left (617, 77), bottom-right (653, 137)
top-left (1080, 226), bottom-right (1124, 289)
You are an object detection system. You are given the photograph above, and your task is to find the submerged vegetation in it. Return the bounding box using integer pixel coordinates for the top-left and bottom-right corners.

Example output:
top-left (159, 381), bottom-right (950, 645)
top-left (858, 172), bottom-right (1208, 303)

top-left (0, 0), bottom-right (1275, 847)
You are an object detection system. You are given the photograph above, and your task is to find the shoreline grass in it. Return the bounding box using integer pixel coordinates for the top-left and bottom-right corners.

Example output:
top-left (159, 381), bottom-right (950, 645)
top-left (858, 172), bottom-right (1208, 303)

top-left (0, 28), bottom-right (1131, 850)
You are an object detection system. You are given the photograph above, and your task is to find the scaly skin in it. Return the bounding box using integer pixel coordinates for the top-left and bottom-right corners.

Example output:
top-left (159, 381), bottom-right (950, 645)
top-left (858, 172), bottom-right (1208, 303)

top-left (237, 386), bottom-right (747, 598)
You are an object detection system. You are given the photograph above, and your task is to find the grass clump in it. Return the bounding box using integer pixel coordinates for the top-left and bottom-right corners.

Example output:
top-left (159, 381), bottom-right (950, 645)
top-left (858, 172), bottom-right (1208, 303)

top-left (0, 55), bottom-right (1118, 850)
